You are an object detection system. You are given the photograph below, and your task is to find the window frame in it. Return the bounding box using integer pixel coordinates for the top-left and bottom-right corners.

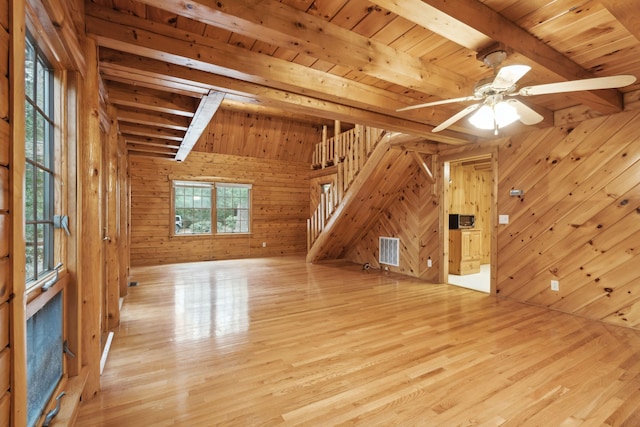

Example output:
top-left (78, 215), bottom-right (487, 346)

top-left (215, 183), bottom-right (252, 235)
top-left (24, 32), bottom-right (56, 288)
top-left (171, 180), bottom-right (252, 237)
top-left (172, 180), bottom-right (214, 236)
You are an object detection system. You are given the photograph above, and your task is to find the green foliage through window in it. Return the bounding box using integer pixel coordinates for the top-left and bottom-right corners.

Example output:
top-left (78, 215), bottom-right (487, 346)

top-left (216, 185), bottom-right (250, 233)
top-left (174, 182), bottom-right (212, 235)
top-left (173, 181), bottom-right (251, 235)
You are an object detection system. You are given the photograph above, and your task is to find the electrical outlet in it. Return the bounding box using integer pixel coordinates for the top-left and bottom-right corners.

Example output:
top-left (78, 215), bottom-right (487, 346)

top-left (499, 214), bottom-right (509, 224)
top-left (550, 280), bottom-right (559, 291)
top-left (262, 242), bottom-right (266, 247)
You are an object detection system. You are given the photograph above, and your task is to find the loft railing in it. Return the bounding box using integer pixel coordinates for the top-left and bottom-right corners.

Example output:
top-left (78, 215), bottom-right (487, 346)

top-left (307, 125), bottom-right (386, 250)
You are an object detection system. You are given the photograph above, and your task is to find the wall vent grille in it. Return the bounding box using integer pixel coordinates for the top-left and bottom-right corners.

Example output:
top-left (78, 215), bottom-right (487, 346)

top-left (379, 237), bottom-right (400, 267)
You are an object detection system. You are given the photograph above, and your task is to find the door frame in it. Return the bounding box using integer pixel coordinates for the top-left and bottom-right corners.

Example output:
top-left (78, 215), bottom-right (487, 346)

top-left (437, 145), bottom-right (499, 295)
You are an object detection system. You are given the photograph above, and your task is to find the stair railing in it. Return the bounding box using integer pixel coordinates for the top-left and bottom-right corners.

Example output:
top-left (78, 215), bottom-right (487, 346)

top-left (307, 125), bottom-right (386, 250)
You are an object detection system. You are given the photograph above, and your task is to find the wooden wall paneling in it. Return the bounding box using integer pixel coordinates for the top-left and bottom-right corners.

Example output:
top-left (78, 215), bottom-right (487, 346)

top-left (496, 129), bottom-right (578, 232)
top-left (497, 113), bottom-right (632, 279)
top-left (418, 160), bottom-right (441, 283)
top-left (0, 121), bottom-right (8, 166)
top-left (503, 160), bottom-right (640, 304)
top-left (0, 347), bottom-right (8, 396)
top-left (0, 166), bottom-right (6, 212)
top-left (0, 1), bottom-right (7, 32)
top-left (104, 105), bottom-right (120, 329)
top-left (497, 111), bottom-right (640, 288)
top-left (64, 71), bottom-right (81, 378)
top-left (341, 159), bottom-right (424, 276)
top-left (0, 27), bottom-right (7, 125)
top-left (0, 303), bottom-right (7, 351)
top-left (79, 36), bottom-right (103, 400)
top-left (0, 391), bottom-right (8, 427)
top-left (495, 110), bottom-right (640, 329)
top-left (0, 214), bottom-right (7, 259)
top-left (195, 109), bottom-right (320, 163)
top-left (0, 257), bottom-right (8, 304)
top-left (9, 0), bottom-right (27, 422)
top-left (476, 169), bottom-right (491, 263)
top-left (129, 152), bottom-right (310, 266)
top-left (118, 134), bottom-right (129, 297)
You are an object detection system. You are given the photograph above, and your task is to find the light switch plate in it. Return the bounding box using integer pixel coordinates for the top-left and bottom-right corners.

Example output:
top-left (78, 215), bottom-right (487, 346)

top-left (499, 214), bottom-right (509, 224)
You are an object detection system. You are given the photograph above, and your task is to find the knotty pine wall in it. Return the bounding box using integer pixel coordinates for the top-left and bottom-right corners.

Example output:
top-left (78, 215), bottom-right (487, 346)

top-left (194, 109), bottom-right (322, 163)
top-left (339, 109), bottom-right (640, 329)
top-left (343, 160), bottom-right (442, 283)
top-left (129, 151), bottom-right (310, 266)
top-left (495, 109), bottom-right (640, 329)
top-left (448, 162), bottom-right (492, 263)
top-left (130, 110), bottom-right (322, 266)
top-left (0, 1), bottom-right (10, 421)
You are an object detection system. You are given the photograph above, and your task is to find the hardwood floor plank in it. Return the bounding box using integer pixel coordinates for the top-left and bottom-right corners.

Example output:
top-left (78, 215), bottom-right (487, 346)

top-left (76, 257), bottom-right (640, 426)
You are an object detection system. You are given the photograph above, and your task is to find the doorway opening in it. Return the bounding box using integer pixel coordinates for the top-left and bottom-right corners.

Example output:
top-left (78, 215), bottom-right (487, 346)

top-left (443, 154), bottom-right (495, 293)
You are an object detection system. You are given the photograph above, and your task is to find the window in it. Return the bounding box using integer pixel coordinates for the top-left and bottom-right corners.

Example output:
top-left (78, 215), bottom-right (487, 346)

top-left (172, 181), bottom-right (251, 235)
top-left (216, 184), bottom-right (251, 233)
top-left (174, 181), bottom-right (213, 234)
top-left (24, 34), bottom-right (55, 283)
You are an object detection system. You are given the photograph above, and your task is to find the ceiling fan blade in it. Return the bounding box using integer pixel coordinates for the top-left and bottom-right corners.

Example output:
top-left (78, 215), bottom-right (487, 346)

top-left (397, 96), bottom-right (478, 112)
top-left (492, 65), bottom-right (531, 90)
top-left (505, 99), bottom-right (544, 125)
top-left (519, 75), bottom-right (637, 96)
top-left (433, 104), bottom-right (481, 132)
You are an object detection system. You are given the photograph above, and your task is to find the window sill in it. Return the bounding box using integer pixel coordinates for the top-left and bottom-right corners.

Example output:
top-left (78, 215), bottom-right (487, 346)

top-left (171, 232), bottom-right (253, 238)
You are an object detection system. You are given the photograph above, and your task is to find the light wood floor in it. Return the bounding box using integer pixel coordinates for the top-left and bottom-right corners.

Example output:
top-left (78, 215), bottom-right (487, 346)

top-left (76, 256), bottom-right (640, 426)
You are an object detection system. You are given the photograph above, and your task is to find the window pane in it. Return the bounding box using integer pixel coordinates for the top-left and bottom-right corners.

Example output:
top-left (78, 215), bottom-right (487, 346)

top-left (36, 224), bottom-right (46, 276)
top-left (25, 162), bottom-right (34, 221)
top-left (25, 42), bottom-right (35, 99)
top-left (25, 33), bottom-right (55, 283)
top-left (36, 114), bottom-right (45, 165)
top-left (216, 186), bottom-right (250, 233)
top-left (25, 225), bottom-right (35, 282)
top-left (25, 103), bottom-right (34, 159)
top-left (36, 58), bottom-right (45, 110)
top-left (36, 167), bottom-right (46, 220)
top-left (174, 183), bottom-right (212, 235)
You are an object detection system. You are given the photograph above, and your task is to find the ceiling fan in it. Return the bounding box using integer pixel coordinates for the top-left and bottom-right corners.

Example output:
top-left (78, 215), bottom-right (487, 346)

top-left (398, 50), bottom-right (637, 134)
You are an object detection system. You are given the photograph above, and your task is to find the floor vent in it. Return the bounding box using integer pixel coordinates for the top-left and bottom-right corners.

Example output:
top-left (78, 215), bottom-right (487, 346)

top-left (379, 237), bottom-right (400, 267)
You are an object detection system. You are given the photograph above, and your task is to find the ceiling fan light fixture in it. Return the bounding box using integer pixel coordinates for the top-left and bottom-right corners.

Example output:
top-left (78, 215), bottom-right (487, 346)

top-left (468, 101), bottom-right (519, 132)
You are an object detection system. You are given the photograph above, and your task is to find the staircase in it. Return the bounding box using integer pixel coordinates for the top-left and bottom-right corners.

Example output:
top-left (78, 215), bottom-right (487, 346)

top-left (307, 125), bottom-right (386, 249)
top-left (307, 126), bottom-right (423, 262)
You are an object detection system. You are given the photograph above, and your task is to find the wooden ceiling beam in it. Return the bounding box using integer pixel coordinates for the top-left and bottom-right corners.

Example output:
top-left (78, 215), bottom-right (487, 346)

top-left (115, 108), bottom-right (190, 131)
top-left (85, 5), bottom-right (468, 128)
top-left (176, 91), bottom-right (225, 162)
top-left (128, 150), bottom-right (176, 159)
top-left (370, 0), bottom-right (625, 115)
top-left (117, 123), bottom-right (185, 141)
top-left (220, 98), bottom-right (333, 127)
top-left (122, 136), bottom-right (182, 149)
top-left (97, 50), bottom-right (470, 141)
top-left (107, 83), bottom-right (197, 117)
top-left (127, 143), bottom-right (178, 155)
top-left (101, 72), bottom-right (208, 98)
top-left (129, 0), bottom-right (470, 100)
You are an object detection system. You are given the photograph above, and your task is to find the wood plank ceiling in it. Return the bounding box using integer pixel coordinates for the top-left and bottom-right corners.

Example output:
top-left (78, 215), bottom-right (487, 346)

top-left (86, 0), bottom-right (640, 160)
